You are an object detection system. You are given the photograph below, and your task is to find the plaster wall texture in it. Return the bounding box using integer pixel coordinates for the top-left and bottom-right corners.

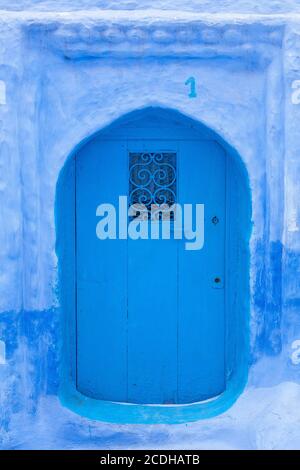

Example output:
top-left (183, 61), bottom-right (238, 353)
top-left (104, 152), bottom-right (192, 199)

top-left (0, 3), bottom-right (300, 449)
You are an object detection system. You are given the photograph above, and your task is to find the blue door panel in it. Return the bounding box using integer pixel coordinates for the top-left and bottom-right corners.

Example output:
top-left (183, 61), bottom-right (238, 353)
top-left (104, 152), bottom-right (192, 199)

top-left (177, 141), bottom-right (225, 403)
top-left (127, 141), bottom-right (178, 404)
top-left (127, 233), bottom-right (178, 404)
top-left (76, 140), bottom-right (128, 401)
top-left (75, 135), bottom-right (226, 404)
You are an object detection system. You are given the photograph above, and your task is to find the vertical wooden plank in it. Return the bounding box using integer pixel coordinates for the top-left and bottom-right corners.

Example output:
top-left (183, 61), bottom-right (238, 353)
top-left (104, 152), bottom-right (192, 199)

top-left (127, 141), bottom-right (178, 404)
top-left (76, 139), bottom-right (128, 401)
top-left (177, 140), bottom-right (226, 403)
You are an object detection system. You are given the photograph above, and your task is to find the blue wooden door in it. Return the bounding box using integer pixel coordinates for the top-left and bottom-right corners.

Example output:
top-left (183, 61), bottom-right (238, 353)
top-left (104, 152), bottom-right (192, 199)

top-left (76, 136), bottom-right (225, 404)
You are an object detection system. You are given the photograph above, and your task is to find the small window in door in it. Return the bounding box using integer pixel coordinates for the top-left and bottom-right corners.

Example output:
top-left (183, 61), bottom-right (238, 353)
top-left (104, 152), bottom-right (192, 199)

top-left (129, 152), bottom-right (177, 220)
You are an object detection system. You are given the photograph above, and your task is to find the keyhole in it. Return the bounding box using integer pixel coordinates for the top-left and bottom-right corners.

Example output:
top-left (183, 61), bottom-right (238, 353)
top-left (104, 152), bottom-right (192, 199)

top-left (214, 277), bottom-right (221, 284)
top-left (212, 216), bottom-right (219, 225)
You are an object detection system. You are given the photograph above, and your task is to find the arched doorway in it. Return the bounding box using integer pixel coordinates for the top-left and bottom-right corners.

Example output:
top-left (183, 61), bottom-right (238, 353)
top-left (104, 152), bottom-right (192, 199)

top-left (56, 107), bottom-right (251, 417)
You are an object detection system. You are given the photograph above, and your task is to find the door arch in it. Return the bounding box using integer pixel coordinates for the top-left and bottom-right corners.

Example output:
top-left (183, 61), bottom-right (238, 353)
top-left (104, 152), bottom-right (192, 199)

top-left (56, 107), bottom-right (251, 421)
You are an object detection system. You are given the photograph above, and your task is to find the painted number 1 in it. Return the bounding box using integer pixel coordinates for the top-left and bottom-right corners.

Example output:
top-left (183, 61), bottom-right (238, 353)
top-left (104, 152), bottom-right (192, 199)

top-left (185, 77), bottom-right (197, 98)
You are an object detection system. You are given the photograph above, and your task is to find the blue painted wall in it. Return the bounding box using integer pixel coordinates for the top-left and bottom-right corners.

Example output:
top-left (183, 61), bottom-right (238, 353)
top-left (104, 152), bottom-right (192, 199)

top-left (0, 1), bottom-right (300, 449)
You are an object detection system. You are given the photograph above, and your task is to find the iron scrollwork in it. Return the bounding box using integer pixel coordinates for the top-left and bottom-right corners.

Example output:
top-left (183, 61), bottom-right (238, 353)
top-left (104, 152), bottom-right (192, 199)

top-left (129, 152), bottom-right (177, 220)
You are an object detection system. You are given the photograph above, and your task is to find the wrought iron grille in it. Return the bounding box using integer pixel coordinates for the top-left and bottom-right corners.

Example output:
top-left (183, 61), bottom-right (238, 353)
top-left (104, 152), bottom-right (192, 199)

top-left (129, 152), bottom-right (177, 220)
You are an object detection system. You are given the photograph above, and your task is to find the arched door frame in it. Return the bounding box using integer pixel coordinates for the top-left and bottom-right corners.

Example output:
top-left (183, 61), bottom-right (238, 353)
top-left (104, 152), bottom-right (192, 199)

top-left (55, 107), bottom-right (252, 424)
